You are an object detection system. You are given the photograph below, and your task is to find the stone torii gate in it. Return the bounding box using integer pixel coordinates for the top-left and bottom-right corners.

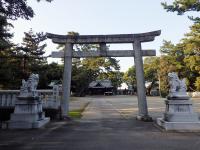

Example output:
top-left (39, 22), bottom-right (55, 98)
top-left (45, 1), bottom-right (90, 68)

top-left (47, 30), bottom-right (161, 121)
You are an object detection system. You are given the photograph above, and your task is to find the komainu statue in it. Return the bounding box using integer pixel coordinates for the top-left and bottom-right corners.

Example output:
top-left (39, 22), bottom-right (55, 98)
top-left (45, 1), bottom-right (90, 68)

top-left (20, 73), bottom-right (39, 97)
top-left (167, 72), bottom-right (189, 100)
top-left (156, 72), bottom-right (200, 131)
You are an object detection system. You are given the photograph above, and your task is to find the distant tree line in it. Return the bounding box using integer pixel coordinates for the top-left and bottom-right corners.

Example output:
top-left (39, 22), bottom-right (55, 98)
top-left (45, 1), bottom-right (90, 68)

top-left (123, 0), bottom-right (200, 97)
top-left (0, 0), bottom-right (56, 89)
top-left (0, 0), bottom-right (199, 98)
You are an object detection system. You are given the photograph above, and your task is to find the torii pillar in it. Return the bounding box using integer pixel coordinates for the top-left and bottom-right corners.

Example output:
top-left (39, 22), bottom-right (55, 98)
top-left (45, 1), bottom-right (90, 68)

top-left (62, 43), bottom-right (73, 117)
top-left (133, 41), bottom-right (150, 121)
top-left (47, 30), bottom-right (161, 121)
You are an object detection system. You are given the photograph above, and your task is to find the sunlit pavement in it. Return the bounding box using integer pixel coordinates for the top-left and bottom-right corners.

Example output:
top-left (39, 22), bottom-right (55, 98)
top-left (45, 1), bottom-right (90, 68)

top-left (82, 95), bottom-right (200, 119)
top-left (0, 95), bottom-right (200, 150)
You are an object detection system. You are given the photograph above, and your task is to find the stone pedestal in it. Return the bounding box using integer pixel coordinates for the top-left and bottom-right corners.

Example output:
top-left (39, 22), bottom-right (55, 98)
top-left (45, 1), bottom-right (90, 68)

top-left (157, 97), bottom-right (200, 131)
top-left (8, 96), bottom-right (49, 129)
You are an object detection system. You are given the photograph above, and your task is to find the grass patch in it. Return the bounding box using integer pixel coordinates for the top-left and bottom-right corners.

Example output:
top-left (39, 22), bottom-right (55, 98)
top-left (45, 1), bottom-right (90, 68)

top-left (68, 110), bottom-right (82, 118)
top-left (68, 102), bottom-right (90, 119)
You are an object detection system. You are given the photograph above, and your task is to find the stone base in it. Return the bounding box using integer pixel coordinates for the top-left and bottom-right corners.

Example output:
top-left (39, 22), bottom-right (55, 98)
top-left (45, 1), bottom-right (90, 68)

top-left (8, 117), bottom-right (50, 129)
top-left (8, 95), bottom-right (50, 129)
top-left (157, 118), bottom-right (200, 131)
top-left (136, 115), bottom-right (153, 122)
top-left (10, 112), bottom-right (45, 122)
top-left (164, 112), bottom-right (199, 122)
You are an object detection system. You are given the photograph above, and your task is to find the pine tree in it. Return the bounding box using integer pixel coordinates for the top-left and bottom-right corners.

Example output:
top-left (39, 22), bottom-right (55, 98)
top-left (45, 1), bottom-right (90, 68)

top-left (0, 0), bottom-right (52, 50)
top-left (0, 16), bottom-right (13, 50)
top-left (162, 0), bottom-right (200, 22)
top-left (160, 0), bottom-right (200, 92)
top-left (17, 29), bottom-right (47, 78)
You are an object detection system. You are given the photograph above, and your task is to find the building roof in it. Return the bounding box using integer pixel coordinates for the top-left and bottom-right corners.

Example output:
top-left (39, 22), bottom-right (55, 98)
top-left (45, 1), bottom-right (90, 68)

top-left (89, 80), bottom-right (113, 88)
top-left (48, 80), bottom-right (62, 87)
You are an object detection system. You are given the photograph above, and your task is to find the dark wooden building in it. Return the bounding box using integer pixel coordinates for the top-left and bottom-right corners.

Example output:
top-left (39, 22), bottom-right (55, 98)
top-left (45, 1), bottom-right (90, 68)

top-left (88, 80), bottom-right (113, 95)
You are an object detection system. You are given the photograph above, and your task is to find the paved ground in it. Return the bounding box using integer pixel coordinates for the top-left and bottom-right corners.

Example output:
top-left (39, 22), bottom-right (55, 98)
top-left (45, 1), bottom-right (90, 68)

top-left (1, 96), bottom-right (200, 150)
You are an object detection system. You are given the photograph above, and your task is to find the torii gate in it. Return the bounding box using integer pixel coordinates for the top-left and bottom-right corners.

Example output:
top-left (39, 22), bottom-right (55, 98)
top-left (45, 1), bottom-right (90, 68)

top-left (47, 30), bottom-right (161, 121)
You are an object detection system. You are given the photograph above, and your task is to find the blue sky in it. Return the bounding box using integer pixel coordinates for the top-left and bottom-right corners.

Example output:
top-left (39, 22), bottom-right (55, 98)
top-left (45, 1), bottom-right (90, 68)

top-left (12, 0), bottom-right (193, 71)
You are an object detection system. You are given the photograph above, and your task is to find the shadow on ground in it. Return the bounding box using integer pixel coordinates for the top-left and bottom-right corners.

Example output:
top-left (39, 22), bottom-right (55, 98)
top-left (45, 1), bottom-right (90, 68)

top-left (1, 96), bottom-right (200, 150)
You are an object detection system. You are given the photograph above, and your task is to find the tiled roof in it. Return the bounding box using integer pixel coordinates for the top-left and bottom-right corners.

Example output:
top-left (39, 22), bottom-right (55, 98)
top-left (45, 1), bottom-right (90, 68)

top-left (89, 80), bottom-right (113, 88)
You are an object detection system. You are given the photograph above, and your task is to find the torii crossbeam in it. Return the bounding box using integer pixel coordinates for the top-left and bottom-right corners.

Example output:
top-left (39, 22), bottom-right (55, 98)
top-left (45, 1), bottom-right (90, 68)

top-left (47, 30), bottom-right (161, 121)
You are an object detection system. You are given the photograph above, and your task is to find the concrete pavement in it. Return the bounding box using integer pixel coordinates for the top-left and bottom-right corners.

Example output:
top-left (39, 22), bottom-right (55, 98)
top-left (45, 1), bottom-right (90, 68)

top-left (0, 95), bottom-right (200, 150)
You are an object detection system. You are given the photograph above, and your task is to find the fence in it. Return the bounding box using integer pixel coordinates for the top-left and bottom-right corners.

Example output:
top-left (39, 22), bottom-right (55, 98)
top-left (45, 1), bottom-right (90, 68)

top-left (0, 86), bottom-right (61, 110)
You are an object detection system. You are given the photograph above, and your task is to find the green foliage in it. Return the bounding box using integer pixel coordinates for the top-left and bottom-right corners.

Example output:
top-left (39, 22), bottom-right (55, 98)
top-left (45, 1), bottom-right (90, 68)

top-left (0, 0), bottom-right (33, 50)
top-left (123, 66), bottom-right (136, 88)
top-left (159, 22), bottom-right (200, 94)
top-left (144, 57), bottom-right (160, 95)
top-left (45, 63), bottom-right (63, 82)
top-left (0, 0), bottom-right (52, 20)
top-left (144, 57), bottom-right (160, 80)
top-left (182, 23), bottom-right (200, 72)
top-left (0, 0), bottom-right (52, 50)
top-left (16, 29), bottom-right (47, 78)
top-left (0, 0), bottom-right (33, 21)
top-left (0, 29), bottom-right (56, 89)
top-left (195, 77), bottom-right (200, 91)
top-left (21, 29), bottom-right (47, 56)
top-left (0, 16), bottom-right (13, 50)
top-left (71, 62), bottom-right (96, 96)
top-left (160, 18), bottom-right (200, 93)
top-left (56, 32), bottom-right (121, 96)
top-left (98, 71), bottom-right (123, 92)
top-left (159, 0), bottom-right (200, 93)
top-left (70, 43), bottom-right (121, 96)
top-left (71, 56), bottom-right (121, 96)
top-left (159, 55), bottom-right (178, 97)
top-left (0, 55), bottom-right (21, 89)
top-left (0, 0), bottom-right (56, 89)
top-left (160, 40), bottom-right (176, 54)
top-left (161, 0), bottom-right (200, 22)
top-left (35, 62), bottom-right (63, 89)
